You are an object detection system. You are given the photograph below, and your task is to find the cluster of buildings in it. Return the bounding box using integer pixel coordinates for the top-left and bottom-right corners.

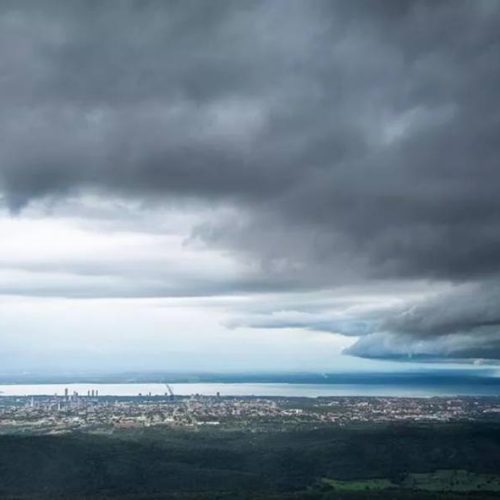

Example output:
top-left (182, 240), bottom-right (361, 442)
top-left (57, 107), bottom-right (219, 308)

top-left (310, 396), bottom-right (500, 424)
top-left (0, 394), bottom-right (499, 434)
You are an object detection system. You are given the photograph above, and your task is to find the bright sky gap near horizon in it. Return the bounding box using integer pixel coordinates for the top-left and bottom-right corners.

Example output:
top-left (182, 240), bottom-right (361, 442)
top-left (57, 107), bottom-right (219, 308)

top-left (1, 1), bottom-right (500, 375)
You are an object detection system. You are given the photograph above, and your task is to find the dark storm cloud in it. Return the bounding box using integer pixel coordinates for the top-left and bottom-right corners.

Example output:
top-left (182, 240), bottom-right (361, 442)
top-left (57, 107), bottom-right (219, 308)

top-left (232, 282), bottom-right (500, 361)
top-left (381, 283), bottom-right (500, 338)
top-left (2, 0), bottom-right (500, 358)
top-left (345, 327), bottom-right (500, 362)
top-left (346, 283), bottom-right (500, 361)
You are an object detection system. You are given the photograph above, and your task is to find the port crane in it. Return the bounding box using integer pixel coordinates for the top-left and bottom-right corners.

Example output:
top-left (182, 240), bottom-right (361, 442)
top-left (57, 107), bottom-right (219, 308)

top-left (165, 384), bottom-right (195, 425)
top-left (164, 384), bottom-right (175, 401)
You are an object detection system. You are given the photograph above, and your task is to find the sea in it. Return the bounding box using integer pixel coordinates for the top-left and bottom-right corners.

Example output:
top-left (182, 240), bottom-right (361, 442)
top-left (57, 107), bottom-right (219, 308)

top-left (1, 382), bottom-right (500, 398)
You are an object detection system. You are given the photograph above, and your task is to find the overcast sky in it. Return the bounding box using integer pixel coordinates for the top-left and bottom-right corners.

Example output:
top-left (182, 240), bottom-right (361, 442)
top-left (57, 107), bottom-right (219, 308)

top-left (1, 0), bottom-right (500, 374)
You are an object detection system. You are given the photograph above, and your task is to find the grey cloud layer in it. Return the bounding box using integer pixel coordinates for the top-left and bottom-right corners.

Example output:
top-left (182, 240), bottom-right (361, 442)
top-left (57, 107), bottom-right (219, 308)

top-left (2, 0), bottom-right (500, 359)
